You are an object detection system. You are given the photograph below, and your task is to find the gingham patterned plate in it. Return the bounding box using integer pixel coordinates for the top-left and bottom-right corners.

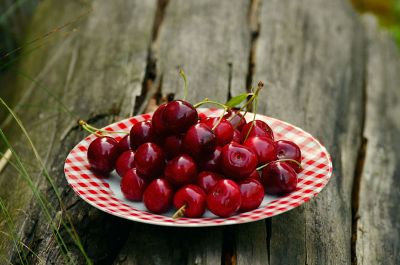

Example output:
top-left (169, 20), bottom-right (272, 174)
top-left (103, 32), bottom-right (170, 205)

top-left (64, 108), bottom-right (332, 227)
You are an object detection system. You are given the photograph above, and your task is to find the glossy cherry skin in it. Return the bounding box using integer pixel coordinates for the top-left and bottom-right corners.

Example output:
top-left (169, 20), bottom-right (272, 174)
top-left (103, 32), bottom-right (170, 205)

top-left (143, 178), bottom-right (173, 214)
top-left (183, 123), bottom-right (217, 159)
top-left (173, 184), bottom-right (207, 218)
top-left (120, 168), bottom-right (147, 201)
top-left (87, 136), bottom-right (119, 176)
top-left (134, 143), bottom-right (165, 179)
top-left (163, 100), bottom-right (198, 133)
top-left (207, 179), bottom-right (241, 217)
top-left (198, 146), bottom-right (222, 173)
top-left (162, 134), bottom-right (184, 159)
top-left (115, 150), bottom-right (136, 177)
top-left (244, 136), bottom-right (277, 165)
top-left (241, 120), bottom-right (274, 142)
top-left (261, 161), bottom-right (297, 195)
top-left (196, 171), bottom-right (223, 193)
top-left (275, 140), bottom-right (302, 172)
top-left (198, 113), bottom-right (208, 121)
top-left (221, 142), bottom-right (258, 180)
top-left (248, 170), bottom-right (261, 181)
top-left (130, 120), bottom-right (155, 149)
top-left (201, 117), bottom-right (233, 146)
top-left (116, 135), bottom-right (131, 154)
top-left (224, 109), bottom-right (246, 131)
top-left (232, 129), bottom-right (241, 143)
top-left (152, 103), bottom-right (168, 136)
top-left (238, 178), bottom-right (264, 212)
top-left (164, 154), bottom-right (197, 187)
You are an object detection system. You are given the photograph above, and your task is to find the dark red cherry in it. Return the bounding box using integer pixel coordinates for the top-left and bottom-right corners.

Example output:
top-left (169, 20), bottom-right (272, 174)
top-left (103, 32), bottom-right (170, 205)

top-left (275, 140), bottom-right (302, 172)
top-left (173, 184), bottom-right (206, 218)
top-left (261, 161), bottom-right (297, 195)
top-left (248, 170), bottom-right (260, 181)
top-left (143, 178), bottom-right (173, 214)
top-left (196, 171), bottom-right (223, 193)
top-left (162, 134), bottom-right (184, 159)
top-left (244, 136), bottom-right (276, 165)
top-left (135, 143), bottom-right (165, 179)
top-left (224, 109), bottom-right (246, 131)
top-left (198, 113), bottom-right (207, 121)
top-left (120, 168), bottom-right (147, 201)
top-left (241, 120), bottom-right (274, 142)
top-left (183, 123), bottom-right (217, 159)
top-left (164, 154), bottom-right (197, 187)
top-left (116, 135), bottom-right (131, 153)
top-left (201, 117), bottom-right (234, 146)
top-left (152, 103), bottom-right (168, 136)
top-left (163, 100), bottom-right (198, 133)
top-left (87, 136), bottom-right (119, 176)
top-left (130, 120), bottom-right (155, 149)
top-left (221, 142), bottom-right (258, 180)
top-left (115, 150), bottom-right (135, 177)
top-left (198, 146), bottom-right (222, 173)
top-left (207, 179), bottom-right (241, 217)
top-left (232, 129), bottom-right (241, 143)
top-left (238, 178), bottom-right (264, 212)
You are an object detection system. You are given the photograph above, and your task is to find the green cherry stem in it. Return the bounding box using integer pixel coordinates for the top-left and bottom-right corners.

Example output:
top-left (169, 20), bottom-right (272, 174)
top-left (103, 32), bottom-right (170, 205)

top-left (256, 159), bottom-right (302, 171)
top-left (180, 68), bottom-right (188, 101)
top-left (78, 120), bottom-right (129, 136)
top-left (243, 93), bottom-right (259, 142)
top-left (172, 204), bottom-right (186, 219)
top-left (194, 99), bottom-right (230, 131)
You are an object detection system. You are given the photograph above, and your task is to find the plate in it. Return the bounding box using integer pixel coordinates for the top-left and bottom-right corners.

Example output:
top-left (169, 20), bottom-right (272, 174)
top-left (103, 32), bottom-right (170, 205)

top-left (64, 108), bottom-right (332, 227)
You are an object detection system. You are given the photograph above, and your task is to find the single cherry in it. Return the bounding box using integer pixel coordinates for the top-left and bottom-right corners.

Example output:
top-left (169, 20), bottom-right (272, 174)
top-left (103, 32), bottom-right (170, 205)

top-left (116, 135), bottom-right (131, 154)
top-left (152, 103), bottom-right (168, 136)
top-left (173, 184), bottom-right (206, 218)
top-left (164, 154), bottom-right (197, 187)
top-left (135, 143), bottom-right (165, 179)
top-left (87, 136), bottom-right (119, 176)
top-left (224, 109), bottom-right (246, 131)
top-left (163, 100), bottom-right (198, 133)
top-left (130, 120), bottom-right (155, 149)
top-left (261, 161), bottom-right (297, 195)
top-left (232, 129), bottom-right (241, 143)
top-left (207, 179), bottom-right (241, 217)
top-left (183, 123), bottom-right (217, 159)
top-left (196, 171), bottom-right (223, 193)
top-left (120, 168), bottom-right (147, 201)
top-left (162, 134), bottom-right (184, 159)
top-left (275, 140), bottom-right (302, 172)
top-left (198, 146), bottom-right (222, 173)
top-left (241, 120), bottom-right (274, 142)
top-left (238, 178), bottom-right (264, 212)
top-left (244, 136), bottom-right (276, 165)
top-left (221, 142), bottom-right (258, 180)
top-left (115, 150), bottom-right (136, 177)
top-left (201, 117), bottom-right (233, 146)
top-left (143, 178), bottom-right (173, 214)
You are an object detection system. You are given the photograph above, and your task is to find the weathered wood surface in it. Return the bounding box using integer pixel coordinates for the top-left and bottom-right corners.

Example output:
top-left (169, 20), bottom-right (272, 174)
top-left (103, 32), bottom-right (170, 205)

top-left (0, 0), bottom-right (399, 265)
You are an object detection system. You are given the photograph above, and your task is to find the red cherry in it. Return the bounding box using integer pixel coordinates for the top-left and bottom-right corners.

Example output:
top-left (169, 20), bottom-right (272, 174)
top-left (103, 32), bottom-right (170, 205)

top-left (152, 103), bottom-right (168, 136)
top-left (196, 171), bottom-right (223, 193)
top-left (162, 134), bottom-right (184, 159)
top-left (248, 170), bottom-right (260, 181)
top-left (261, 161), bottom-right (297, 195)
top-left (201, 117), bottom-right (233, 146)
top-left (198, 113), bottom-right (208, 121)
top-left (238, 179), bottom-right (264, 212)
top-left (87, 136), bottom-right (119, 176)
top-left (224, 110), bottom-right (246, 131)
top-left (244, 136), bottom-right (276, 165)
top-left (135, 143), bottom-right (165, 179)
top-left (275, 140), bottom-right (302, 172)
top-left (173, 184), bottom-right (206, 218)
top-left (241, 120), bottom-right (274, 142)
top-left (232, 129), bottom-right (241, 143)
top-left (163, 100), bottom-right (198, 133)
top-left (130, 120), bottom-right (155, 149)
top-left (116, 135), bottom-right (131, 153)
top-left (164, 154), bottom-right (197, 187)
top-left (120, 168), bottom-right (147, 201)
top-left (143, 178), bottom-right (173, 214)
top-left (183, 123), bottom-right (217, 159)
top-left (221, 142), bottom-right (258, 180)
top-left (197, 146), bottom-right (221, 173)
top-left (115, 150), bottom-right (135, 177)
top-left (207, 179), bottom-right (241, 217)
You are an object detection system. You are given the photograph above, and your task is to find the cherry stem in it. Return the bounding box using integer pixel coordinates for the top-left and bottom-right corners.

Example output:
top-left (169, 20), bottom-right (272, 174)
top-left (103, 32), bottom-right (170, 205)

top-left (179, 68), bottom-right (188, 101)
top-left (243, 94), bottom-right (259, 142)
top-left (172, 204), bottom-right (186, 219)
top-left (193, 99), bottom-right (230, 131)
top-left (256, 158), bottom-right (302, 171)
top-left (78, 120), bottom-right (129, 136)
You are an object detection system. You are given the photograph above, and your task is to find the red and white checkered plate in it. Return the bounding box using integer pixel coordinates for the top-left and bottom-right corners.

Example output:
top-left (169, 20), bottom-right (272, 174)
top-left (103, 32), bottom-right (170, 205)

top-left (64, 108), bottom-right (332, 227)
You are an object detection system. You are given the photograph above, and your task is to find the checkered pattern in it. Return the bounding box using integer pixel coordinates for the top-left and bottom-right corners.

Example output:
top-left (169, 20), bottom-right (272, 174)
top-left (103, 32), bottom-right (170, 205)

top-left (64, 109), bottom-right (332, 227)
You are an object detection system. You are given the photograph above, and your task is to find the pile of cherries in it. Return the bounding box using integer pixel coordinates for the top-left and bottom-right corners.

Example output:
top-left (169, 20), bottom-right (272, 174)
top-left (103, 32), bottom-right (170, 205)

top-left (85, 98), bottom-right (302, 218)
